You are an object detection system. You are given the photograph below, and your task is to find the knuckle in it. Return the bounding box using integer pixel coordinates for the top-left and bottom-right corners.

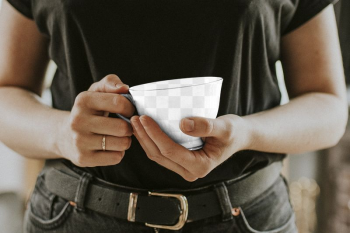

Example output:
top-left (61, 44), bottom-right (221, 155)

top-left (223, 129), bottom-right (232, 141)
top-left (204, 119), bottom-right (214, 135)
top-left (117, 96), bottom-right (127, 113)
top-left (89, 82), bottom-right (99, 91)
top-left (147, 153), bottom-right (161, 162)
top-left (194, 165), bottom-right (211, 178)
top-left (195, 171), bottom-right (208, 179)
top-left (69, 114), bottom-right (83, 131)
top-left (121, 137), bottom-right (131, 150)
top-left (75, 153), bottom-right (88, 167)
top-left (119, 121), bottom-right (131, 136)
top-left (183, 174), bottom-right (198, 182)
top-left (104, 74), bottom-right (121, 86)
top-left (227, 118), bottom-right (235, 129)
top-left (177, 156), bottom-right (187, 166)
top-left (160, 149), bottom-right (173, 157)
top-left (119, 151), bottom-right (126, 160)
top-left (72, 134), bottom-right (84, 147)
top-left (127, 137), bottom-right (132, 149)
top-left (225, 120), bottom-right (234, 138)
top-left (113, 95), bottom-right (122, 108)
top-left (123, 127), bottom-right (133, 136)
top-left (75, 92), bottom-right (89, 107)
top-left (105, 74), bottom-right (117, 82)
top-left (117, 97), bottom-right (134, 116)
top-left (112, 152), bottom-right (124, 164)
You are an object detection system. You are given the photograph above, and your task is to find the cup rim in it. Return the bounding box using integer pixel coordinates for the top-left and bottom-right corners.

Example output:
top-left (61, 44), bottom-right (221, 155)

top-left (129, 76), bottom-right (223, 92)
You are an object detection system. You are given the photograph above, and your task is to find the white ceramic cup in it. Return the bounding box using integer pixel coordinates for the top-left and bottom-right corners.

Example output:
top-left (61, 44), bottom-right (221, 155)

top-left (119, 76), bottom-right (223, 150)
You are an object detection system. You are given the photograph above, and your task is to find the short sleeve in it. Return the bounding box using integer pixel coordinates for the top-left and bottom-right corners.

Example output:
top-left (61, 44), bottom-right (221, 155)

top-left (7, 0), bottom-right (33, 19)
top-left (283, 0), bottom-right (339, 35)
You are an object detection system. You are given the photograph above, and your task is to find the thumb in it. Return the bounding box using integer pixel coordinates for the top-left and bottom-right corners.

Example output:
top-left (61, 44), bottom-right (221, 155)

top-left (89, 74), bottom-right (129, 93)
top-left (180, 117), bottom-right (225, 138)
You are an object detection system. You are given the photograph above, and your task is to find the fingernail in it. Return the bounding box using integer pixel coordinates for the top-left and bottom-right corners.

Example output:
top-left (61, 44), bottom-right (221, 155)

top-left (183, 118), bottom-right (194, 132)
top-left (139, 116), bottom-right (148, 127)
top-left (131, 119), bottom-right (139, 130)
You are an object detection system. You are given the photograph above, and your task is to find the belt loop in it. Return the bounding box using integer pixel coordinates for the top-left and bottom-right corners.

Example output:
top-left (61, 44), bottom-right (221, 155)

top-left (74, 172), bottom-right (93, 211)
top-left (214, 182), bottom-right (233, 222)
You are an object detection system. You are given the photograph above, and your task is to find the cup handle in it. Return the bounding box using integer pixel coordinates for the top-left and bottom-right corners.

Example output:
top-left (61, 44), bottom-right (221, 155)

top-left (115, 93), bottom-right (135, 123)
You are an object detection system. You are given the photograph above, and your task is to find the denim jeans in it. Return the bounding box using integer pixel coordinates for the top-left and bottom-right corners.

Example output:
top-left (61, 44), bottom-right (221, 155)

top-left (24, 171), bottom-right (298, 233)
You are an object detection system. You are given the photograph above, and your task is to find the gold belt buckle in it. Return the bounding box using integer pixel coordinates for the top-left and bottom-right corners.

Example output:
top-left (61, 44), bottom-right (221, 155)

top-left (127, 192), bottom-right (189, 230)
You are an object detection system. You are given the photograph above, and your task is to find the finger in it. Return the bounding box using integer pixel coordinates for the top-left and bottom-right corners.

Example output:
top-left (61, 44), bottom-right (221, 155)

top-left (86, 135), bottom-right (131, 152)
top-left (89, 74), bottom-right (129, 94)
top-left (138, 115), bottom-right (207, 173)
top-left (180, 117), bottom-right (228, 138)
top-left (138, 115), bottom-right (185, 154)
top-left (85, 151), bottom-right (125, 167)
top-left (131, 116), bottom-right (198, 182)
top-left (75, 91), bottom-right (135, 117)
top-left (88, 116), bottom-right (133, 136)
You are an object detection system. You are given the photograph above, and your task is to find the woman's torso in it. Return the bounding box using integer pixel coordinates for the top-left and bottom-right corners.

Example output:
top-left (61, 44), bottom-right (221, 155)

top-left (30, 0), bottom-right (299, 188)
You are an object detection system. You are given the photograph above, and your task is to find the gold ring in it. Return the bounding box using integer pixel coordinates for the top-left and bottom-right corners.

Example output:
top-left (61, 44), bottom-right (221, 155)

top-left (102, 135), bottom-right (106, 151)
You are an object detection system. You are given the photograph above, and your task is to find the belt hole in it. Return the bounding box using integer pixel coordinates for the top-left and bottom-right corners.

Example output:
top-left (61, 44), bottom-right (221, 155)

top-left (117, 203), bottom-right (120, 206)
top-left (202, 204), bottom-right (206, 208)
top-left (98, 198), bottom-right (102, 201)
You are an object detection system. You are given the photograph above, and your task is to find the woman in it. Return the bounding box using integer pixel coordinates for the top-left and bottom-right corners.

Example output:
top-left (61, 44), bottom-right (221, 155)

top-left (0, 0), bottom-right (347, 232)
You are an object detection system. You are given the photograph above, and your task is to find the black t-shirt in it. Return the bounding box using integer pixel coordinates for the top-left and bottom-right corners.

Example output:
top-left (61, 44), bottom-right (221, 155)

top-left (336, 0), bottom-right (350, 83)
top-left (8, 0), bottom-right (336, 189)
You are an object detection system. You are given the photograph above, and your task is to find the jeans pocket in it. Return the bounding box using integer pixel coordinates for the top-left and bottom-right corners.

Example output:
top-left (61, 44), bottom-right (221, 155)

top-left (235, 176), bottom-right (298, 233)
top-left (237, 208), bottom-right (296, 233)
top-left (26, 175), bottom-right (73, 230)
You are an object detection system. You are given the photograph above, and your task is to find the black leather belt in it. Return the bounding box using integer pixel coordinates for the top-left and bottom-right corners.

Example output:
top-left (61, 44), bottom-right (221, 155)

top-left (43, 161), bottom-right (282, 230)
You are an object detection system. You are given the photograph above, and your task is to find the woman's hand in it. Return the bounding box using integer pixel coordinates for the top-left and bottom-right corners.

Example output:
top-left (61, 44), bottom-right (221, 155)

top-left (131, 114), bottom-right (251, 181)
top-left (57, 74), bottom-right (135, 167)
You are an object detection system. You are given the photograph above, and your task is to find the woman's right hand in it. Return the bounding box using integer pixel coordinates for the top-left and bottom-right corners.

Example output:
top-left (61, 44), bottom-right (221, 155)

top-left (57, 74), bottom-right (135, 167)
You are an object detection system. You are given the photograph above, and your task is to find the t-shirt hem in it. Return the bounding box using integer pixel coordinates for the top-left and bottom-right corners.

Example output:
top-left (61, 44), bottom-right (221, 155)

top-left (7, 0), bottom-right (33, 19)
top-left (282, 0), bottom-right (338, 36)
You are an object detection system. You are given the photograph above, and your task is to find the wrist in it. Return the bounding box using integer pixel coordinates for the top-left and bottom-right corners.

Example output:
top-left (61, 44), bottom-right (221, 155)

top-left (53, 110), bottom-right (70, 159)
top-left (240, 115), bottom-right (257, 151)
top-left (228, 114), bottom-right (255, 152)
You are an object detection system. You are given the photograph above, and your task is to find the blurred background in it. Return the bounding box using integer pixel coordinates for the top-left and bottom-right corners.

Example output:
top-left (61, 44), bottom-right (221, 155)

top-left (0, 0), bottom-right (349, 233)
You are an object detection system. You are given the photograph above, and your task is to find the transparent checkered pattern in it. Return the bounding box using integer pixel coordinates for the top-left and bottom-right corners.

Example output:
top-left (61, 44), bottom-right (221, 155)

top-left (129, 77), bottom-right (223, 150)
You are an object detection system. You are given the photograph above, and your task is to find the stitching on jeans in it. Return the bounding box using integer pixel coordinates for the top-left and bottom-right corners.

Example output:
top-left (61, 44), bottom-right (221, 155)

top-left (34, 176), bottom-right (53, 200)
top-left (240, 176), bottom-right (282, 210)
top-left (28, 202), bottom-right (73, 230)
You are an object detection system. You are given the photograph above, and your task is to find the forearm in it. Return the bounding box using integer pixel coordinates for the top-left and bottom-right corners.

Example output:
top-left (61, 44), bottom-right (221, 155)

top-left (0, 86), bottom-right (68, 159)
top-left (242, 92), bottom-right (348, 154)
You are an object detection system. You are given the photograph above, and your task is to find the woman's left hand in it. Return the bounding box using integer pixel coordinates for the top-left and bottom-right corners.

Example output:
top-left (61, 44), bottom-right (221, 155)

top-left (130, 114), bottom-right (251, 181)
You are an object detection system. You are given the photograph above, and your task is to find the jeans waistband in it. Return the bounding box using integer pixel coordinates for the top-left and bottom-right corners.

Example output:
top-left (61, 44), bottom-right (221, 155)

top-left (41, 160), bottom-right (282, 230)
